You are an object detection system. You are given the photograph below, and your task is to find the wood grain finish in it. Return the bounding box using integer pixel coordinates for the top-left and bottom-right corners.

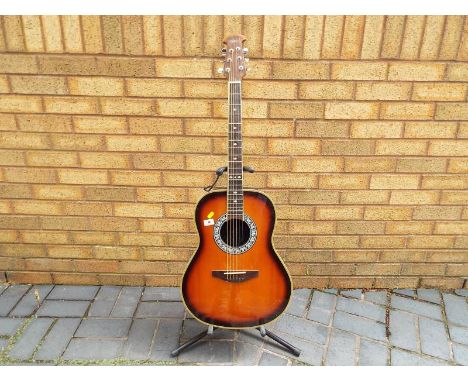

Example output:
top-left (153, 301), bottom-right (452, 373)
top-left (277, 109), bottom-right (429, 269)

top-left (182, 190), bottom-right (292, 328)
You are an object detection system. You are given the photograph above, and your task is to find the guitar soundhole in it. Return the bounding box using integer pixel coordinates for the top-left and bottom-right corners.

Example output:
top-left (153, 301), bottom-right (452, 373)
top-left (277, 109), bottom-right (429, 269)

top-left (220, 219), bottom-right (250, 248)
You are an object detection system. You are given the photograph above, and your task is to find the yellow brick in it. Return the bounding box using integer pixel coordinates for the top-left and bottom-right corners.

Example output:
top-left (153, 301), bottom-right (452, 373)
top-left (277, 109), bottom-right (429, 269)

top-left (41, 16), bottom-right (63, 53)
top-left (276, 205), bottom-right (315, 221)
top-left (243, 60), bottom-right (272, 80)
top-left (44, 96), bottom-right (98, 114)
top-left (400, 16), bottom-right (425, 60)
top-left (364, 206), bottom-right (413, 220)
top-left (110, 171), bottom-right (160, 187)
top-left (0, 114), bottom-right (17, 131)
top-left (299, 81), bottom-right (353, 100)
top-left (185, 155), bottom-right (228, 171)
top-left (292, 157), bottom-right (343, 173)
top-left (289, 221), bottom-right (335, 235)
top-left (129, 117), bottom-right (183, 135)
top-left (34, 185), bottom-right (82, 200)
top-left (356, 82), bottom-right (411, 101)
top-left (361, 16), bottom-right (385, 59)
top-left (243, 120), bottom-right (294, 137)
top-left (361, 236), bottom-right (406, 248)
top-left (26, 151), bottom-right (79, 167)
top-left (4, 167), bottom-right (56, 183)
top-left (325, 102), bottom-right (379, 120)
top-left (272, 61), bottom-right (329, 80)
top-left (87, 217), bottom-right (138, 232)
top-left (388, 63), bottom-right (445, 81)
top-left (322, 16), bottom-right (344, 59)
top-left (74, 116), bottom-right (127, 134)
top-left (440, 191), bottom-right (468, 205)
top-left (22, 231), bottom-right (69, 244)
top-left (133, 154), bottom-right (185, 169)
top-left (61, 16), bottom-right (83, 53)
top-left (102, 16), bottom-right (123, 54)
top-left (269, 102), bottom-right (323, 119)
top-left (355, 263), bottom-right (401, 275)
top-left (244, 81), bottom-right (296, 99)
top-left (0, 150), bottom-right (25, 166)
top-left (446, 264), bottom-right (468, 277)
top-left (420, 16), bottom-right (445, 60)
top-left (402, 264), bottom-right (447, 276)
top-left (0, 95), bottom-right (42, 113)
top-left (283, 16), bottom-right (305, 59)
top-left (314, 236), bottom-right (359, 249)
top-left (101, 98), bottom-right (153, 116)
top-left (434, 222), bottom-right (468, 235)
top-left (316, 207), bottom-right (362, 220)
top-left (396, 158), bottom-right (446, 173)
top-left (429, 141), bottom-right (468, 156)
top-left (50, 133), bottom-right (105, 151)
top-left (350, 121), bottom-right (402, 138)
top-left (321, 140), bottom-right (374, 155)
top-left (341, 16), bottom-right (365, 59)
top-left (375, 140), bottom-right (427, 155)
top-left (268, 139), bottom-right (320, 155)
top-left (157, 99), bottom-right (210, 117)
top-left (435, 103), bottom-right (468, 121)
top-left (156, 58), bottom-right (212, 78)
top-left (267, 173), bottom-right (318, 189)
top-left (296, 121), bottom-right (349, 138)
top-left (10, 75), bottom-right (67, 95)
top-left (345, 157), bottom-right (395, 172)
top-left (448, 159), bottom-right (468, 173)
top-left (64, 201), bottom-right (113, 215)
top-left (140, 218), bottom-right (188, 233)
top-left (69, 77), bottom-right (124, 96)
top-left (381, 103), bottom-right (434, 120)
top-left (381, 16), bottom-right (405, 58)
top-left (58, 169), bottom-right (109, 185)
top-left (446, 63), bottom-right (468, 81)
top-left (184, 80), bottom-right (225, 98)
top-left (303, 16), bottom-right (324, 59)
top-left (386, 221), bottom-right (433, 235)
top-left (331, 62), bottom-right (387, 80)
top-left (213, 100), bottom-right (268, 119)
top-left (370, 174), bottom-right (419, 189)
top-left (160, 137), bottom-right (210, 153)
top-left (404, 122), bottom-right (457, 138)
top-left (113, 202), bottom-right (163, 218)
top-left (262, 16), bottom-right (283, 58)
top-left (127, 78), bottom-right (182, 97)
top-left (96, 56), bottom-right (155, 77)
top-left (408, 236), bottom-right (454, 249)
top-left (413, 83), bottom-right (466, 101)
top-left (0, 184), bottom-right (32, 199)
top-left (440, 16), bottom-right (465, 59)
top-left (0, 75), bottom-right (8, 92)
top-left (162, 16), bottom-right (183, 56)
top-left (81, 16), bottom-right (103, 54)
top-left (22, 16), bottom-right (44, 52)
top-left (184, 119), bottom-right (224, 136)
top-left (390, 191), bottom-right (439, 205)
top-left (137, 187), bottom-right (186, 203)
top-left (122, 16), bottom-right (143, 55)
top-left (422, 175), bottom-right (468, 190)
top-left (242, 16), bottom-right (262, 57)
top-left (80, 152), bottom-right (130, 169)
top-left (13, 200), bottom-right (61, 215)
top-left (162, 171), bottom-right (212, 187)
top-left (163, 203), bottom-right (194, 219)
top-left (182, 16), bottom-right (203, 56)
top-left (0, 132), bottom-right (49, 149)
top-left (341, 190), bottom-right (389, 204)
top-left (3, 16), bottom-right (25, 51)
top-left (319, 175), bottom-right (368, 189)
top-left (48, 246), bottom-right (93, 259)
top-left (289, 190), bottom-right (339, 205)
top-left (458, 123), bottom-right (468, 138)
top-left (143, 16), bottom-right (163, 55)
top-left (106, 136), bottom-right (158, 152)
top-left (413, 206), bottom-right (462, 220)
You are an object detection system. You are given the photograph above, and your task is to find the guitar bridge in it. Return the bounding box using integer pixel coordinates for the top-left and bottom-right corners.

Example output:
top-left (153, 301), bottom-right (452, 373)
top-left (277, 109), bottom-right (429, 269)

top-left (212, 270), bottom-right (259, 283)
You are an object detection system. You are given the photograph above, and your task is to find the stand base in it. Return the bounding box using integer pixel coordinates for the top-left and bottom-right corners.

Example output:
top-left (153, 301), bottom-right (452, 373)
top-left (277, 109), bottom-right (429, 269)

top-left (171, 325), bottom-right (301, 358)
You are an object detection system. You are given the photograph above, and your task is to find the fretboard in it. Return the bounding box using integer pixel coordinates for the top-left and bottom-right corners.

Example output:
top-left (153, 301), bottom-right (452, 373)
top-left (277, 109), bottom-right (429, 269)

top-left (227, 81), bottom-right (243, 219)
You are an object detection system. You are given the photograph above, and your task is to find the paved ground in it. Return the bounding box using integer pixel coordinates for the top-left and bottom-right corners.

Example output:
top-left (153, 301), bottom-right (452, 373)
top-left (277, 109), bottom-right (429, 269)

top-left (0, 284), bottom-right (467, 365)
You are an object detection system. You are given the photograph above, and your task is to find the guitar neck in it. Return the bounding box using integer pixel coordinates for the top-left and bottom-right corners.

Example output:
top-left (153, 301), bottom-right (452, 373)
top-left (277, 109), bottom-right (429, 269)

top-left (227, 80), bottom-right (243, 219)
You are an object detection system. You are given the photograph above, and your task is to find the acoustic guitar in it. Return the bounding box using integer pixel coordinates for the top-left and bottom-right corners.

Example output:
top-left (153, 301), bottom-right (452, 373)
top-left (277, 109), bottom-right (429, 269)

top-left (181, 35), bottom-right (292, 329)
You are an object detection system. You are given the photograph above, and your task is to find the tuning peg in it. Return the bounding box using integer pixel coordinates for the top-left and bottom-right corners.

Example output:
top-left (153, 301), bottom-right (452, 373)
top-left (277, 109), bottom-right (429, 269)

top-left (217, 67), bottom-right (224, 74)
top-left (221, 48), bottom-right (226, 56)
top-left (243, 47), bottom-right (248, 55)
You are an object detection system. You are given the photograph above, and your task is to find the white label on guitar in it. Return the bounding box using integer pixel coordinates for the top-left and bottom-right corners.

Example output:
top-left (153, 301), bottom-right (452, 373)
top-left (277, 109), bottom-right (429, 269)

top-left (204, 218), bottom-right (214, 226)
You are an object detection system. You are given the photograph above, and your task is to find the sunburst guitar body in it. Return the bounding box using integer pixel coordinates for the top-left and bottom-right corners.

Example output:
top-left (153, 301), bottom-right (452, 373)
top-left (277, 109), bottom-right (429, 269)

top-left (181, 35), bottom-right (292, 329)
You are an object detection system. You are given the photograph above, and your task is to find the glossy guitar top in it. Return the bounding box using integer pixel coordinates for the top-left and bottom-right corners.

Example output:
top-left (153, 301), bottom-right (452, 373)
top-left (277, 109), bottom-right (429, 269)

top-left (181, 190), bottom-right (292, 328)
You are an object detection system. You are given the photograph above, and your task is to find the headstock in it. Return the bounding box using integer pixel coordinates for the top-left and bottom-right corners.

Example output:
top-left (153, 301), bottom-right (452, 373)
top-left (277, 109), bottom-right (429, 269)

top-left (217, 35), bottom-right (249, 80)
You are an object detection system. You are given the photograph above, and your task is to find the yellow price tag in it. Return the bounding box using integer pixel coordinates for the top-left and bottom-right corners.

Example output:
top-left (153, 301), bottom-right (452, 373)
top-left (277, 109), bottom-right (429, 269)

top-left (207, 211), bottom-right (214, 219)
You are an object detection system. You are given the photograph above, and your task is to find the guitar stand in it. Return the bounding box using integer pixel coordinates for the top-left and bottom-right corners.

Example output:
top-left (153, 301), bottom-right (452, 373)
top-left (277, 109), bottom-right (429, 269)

top-left (171, 325), bottom-right (301, 357)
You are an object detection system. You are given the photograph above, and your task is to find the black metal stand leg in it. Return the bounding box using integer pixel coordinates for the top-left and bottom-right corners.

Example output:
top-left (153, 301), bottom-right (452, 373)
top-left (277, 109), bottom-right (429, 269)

top-left (170, 327), bottom-right (217, 357)
top-left (257, 328), bottom-right (301, 357)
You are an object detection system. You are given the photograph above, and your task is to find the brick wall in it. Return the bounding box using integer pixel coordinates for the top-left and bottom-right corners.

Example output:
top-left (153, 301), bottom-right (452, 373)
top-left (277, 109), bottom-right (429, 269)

top-left (0, 16), bottom-right (467, 289)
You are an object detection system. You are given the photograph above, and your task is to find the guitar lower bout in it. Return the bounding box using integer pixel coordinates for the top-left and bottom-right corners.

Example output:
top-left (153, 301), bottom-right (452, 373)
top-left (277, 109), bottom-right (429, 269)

top-left (181, 190), bottom-right (292, 329)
